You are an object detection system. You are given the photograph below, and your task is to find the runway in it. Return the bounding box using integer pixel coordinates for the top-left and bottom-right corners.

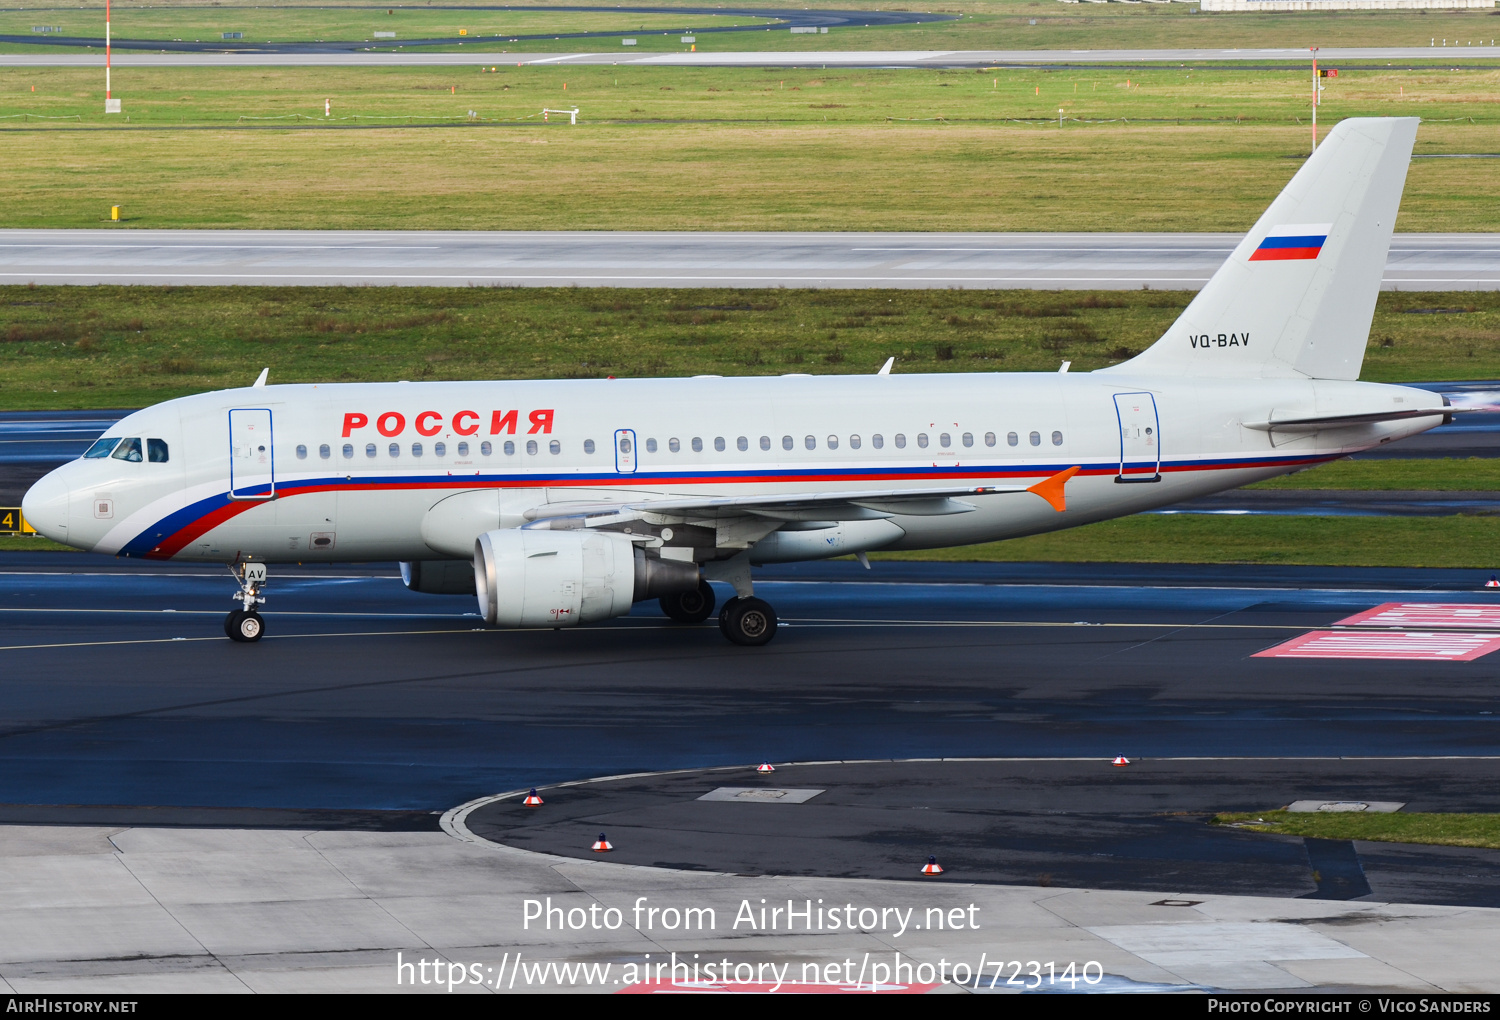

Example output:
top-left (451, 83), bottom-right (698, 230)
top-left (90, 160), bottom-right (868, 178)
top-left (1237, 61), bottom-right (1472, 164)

top-left (3, 230), bottom-right (1497, 290)
top-left (3, 554), bottom-right (1500, 820)
top-left (3, 46), bottom-right (1498, 68)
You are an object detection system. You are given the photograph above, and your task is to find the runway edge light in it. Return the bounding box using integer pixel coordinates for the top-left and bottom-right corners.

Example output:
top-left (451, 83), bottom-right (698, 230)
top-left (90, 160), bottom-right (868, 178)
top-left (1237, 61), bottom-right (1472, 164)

top-left (1486, 575), bottom-right (1499, 588)
top-left (756, 761), bottom-right (775, 773)
top-left (591, 832), bottom-right (613, 852)
top-left (1112, 755), bottom-right (1131, 767)
top-left (921, 856), bottom-right (945, 876)
top-left (523, 788), bottom-right (543, 806)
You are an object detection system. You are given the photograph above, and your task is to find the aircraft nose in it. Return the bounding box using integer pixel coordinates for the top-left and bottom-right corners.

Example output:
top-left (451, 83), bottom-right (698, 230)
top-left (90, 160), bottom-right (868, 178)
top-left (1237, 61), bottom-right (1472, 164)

top-left (21, 468), bottom-right (70, 544)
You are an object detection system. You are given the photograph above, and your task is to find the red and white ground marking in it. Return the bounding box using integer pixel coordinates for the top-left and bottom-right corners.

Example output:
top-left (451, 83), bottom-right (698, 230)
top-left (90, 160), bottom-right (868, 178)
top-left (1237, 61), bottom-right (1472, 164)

top-left (1335, 603), bottom-right (1500, 630)
top-left (1255, 630), bottom-right (1500, 662)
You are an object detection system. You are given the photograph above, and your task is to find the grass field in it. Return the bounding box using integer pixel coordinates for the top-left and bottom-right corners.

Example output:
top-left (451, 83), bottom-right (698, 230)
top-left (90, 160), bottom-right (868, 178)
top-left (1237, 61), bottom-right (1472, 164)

top-left (873, 514), bottom-right (1500, 567)
top-left (3, 286), bottom-right (1497, 407)
top-left (0, 68), bottom-right (1498, 231)
top-left (3, 0), bottom-right (1497, 53)
top-left (1212, 810), bottom-right (1500, 850)
top-left (1250, 457), bottom-right (1500, 490)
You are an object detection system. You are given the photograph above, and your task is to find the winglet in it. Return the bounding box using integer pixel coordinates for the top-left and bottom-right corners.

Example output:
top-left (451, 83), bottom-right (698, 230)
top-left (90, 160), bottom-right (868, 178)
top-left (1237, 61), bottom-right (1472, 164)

top-left (252, 367), bottom-right (269, 388)
top-left (877, 357), bottom-right (895, 376)
top-left (1027, 466), bottom-right (1081, 512)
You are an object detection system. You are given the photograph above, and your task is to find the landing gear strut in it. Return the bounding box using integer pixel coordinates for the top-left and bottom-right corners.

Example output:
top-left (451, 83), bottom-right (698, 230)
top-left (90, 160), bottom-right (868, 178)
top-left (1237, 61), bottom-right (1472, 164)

top-left (225, 561), bottom-right (267, 643)
top-left (719, 596), bottom-right (777, 647)
top-left (659, 579), bottom-right (716, 624)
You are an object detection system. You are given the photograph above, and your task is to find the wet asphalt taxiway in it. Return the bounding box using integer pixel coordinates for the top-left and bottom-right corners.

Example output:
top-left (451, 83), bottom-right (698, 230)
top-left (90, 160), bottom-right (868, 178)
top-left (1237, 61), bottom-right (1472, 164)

top-left (4, 554), bottom-right (1500, 905)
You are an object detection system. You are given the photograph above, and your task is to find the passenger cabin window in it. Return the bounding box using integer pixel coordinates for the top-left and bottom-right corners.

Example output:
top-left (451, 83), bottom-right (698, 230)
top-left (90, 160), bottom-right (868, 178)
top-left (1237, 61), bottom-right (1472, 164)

top-left (782, 436), bottom-right (793, 451)
top-left (389, 443), bottom-right (401, 458)
top-left (1052, 431), bottom-right (1064, 446)
top-left (1007, 432), bottom-right (1018, 447)
top-left (646, 438), bottom-right (658, 453)
top-left (692, 437), bottom-right (703, 453)
top-left (939, 433), bottom-right (950, 448)
top-left (296, 445), bottom-right (308, 460)
top-left (1029, 431), bottom-right (1041, 447)
top-left (714, 437), bottom-right (726, 453)
top-left (804, 435), bottom-right (816, 450)
top-left (984, 432), bottom-right (996, 447)
top-left (827, 435), bottom-right (838, 450)
top-left (549, 440), bottom-right (561, 455)
top-left (526, 440), bottom-right (538, 455)
top-left (434, 442), bottom-right (446, 457)
top-left (669, 438), bottom-right (681, 453)
top-left (760, 436), bottom-right (770, 451)
top-left (365, 444), bottom-right (377, 458)
top-left (111, 437), bottom-right (143, 463)
top-left (737, 436), bottom-right (748, 452)
top-left (962, 433), bottom-right (973, 448)
top-left (319, 444), bottom-right (331, 459)
top-left (850, 435), bottom-right (861, 449)
top-left (873, 434), bottom-right (884, 449)
top-left (147, 438), bottom-right (169, 463)
top-left (894, 434), bottom-right (906, 449)
top-left (411, 443), bottom-right (423, 457)
top-left (916, 434), bottom-right (929, 449)
top-left (457, 442), bottom-right (469, 456)
top-left (584, 439), bottom-right (596, 454)
top-left (343, 444), bottom-right (354, 459)
top-left (83, 438), bottom-right (119, 459)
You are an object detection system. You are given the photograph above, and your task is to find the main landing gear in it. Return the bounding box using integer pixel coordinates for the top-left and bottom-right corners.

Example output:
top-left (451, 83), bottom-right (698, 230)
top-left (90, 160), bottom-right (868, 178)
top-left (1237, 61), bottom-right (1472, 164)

top-left (659, 579), bottom-right (717, 624)
top-left (718, 596), bottom-right (777, 647)
top-left (225, 561), bottom-right (267, 643)
top-left (660, 578), bottom-right (778, 645)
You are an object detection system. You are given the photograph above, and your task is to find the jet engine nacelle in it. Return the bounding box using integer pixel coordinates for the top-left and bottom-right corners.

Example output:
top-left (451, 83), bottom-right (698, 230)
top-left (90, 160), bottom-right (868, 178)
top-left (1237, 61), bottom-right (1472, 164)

top-left (474, 528), bottom-right (700, 628)
top-left (400, 560), bottom-right (478, 595)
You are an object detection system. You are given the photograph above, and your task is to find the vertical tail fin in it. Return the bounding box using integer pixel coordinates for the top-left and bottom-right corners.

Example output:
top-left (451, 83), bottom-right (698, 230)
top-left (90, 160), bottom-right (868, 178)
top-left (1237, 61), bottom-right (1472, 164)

top-left (1104, 117), bottom-right (1419, 381)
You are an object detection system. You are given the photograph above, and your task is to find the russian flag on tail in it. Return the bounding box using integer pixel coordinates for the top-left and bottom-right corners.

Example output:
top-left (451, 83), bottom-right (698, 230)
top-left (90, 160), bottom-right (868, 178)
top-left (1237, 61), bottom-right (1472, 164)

top-left (1248, 223), bottom-right (1332, 262)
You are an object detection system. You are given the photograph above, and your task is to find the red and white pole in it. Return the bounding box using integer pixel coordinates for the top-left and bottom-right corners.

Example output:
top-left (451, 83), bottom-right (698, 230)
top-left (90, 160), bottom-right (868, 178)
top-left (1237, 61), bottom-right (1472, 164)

top-left (1308, 45), bottom-right (1320, 154)
top-left (105, 0), bottom-right (111, 99)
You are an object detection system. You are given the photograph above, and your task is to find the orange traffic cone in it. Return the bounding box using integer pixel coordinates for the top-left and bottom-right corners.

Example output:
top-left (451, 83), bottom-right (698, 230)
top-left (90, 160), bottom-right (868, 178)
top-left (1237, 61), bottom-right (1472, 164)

top-left (1112, 755), bottom-right (1130, 767)
top-left (523, 788), bottom-right (543, 806)
top-left (1487, 575), bottom-right (1499, 588)
top-left (591, 832), bottom-right (613, 852)
top-left (921, 856), bottom-right (945, 876)
top-left (756, 761), bottom-right (775, 773)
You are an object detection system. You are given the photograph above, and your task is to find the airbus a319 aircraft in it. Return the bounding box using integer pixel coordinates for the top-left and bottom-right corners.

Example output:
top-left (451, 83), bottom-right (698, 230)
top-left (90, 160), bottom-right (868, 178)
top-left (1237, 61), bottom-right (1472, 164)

top-left (23, 118), bottom-right (1451, 646)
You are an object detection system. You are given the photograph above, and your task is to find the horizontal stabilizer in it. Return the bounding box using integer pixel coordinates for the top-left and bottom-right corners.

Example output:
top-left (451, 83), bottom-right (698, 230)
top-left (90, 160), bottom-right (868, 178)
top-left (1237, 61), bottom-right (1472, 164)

top-left (1243, 406), bottom-right (1455, 432)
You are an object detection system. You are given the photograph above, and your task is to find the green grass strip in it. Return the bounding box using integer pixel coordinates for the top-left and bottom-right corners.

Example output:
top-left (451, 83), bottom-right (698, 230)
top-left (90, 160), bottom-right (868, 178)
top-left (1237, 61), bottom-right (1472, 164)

top-left (1212, 810), bottom-right (1500, 850)
top-left (873, 515), bottom-right (1500, 568)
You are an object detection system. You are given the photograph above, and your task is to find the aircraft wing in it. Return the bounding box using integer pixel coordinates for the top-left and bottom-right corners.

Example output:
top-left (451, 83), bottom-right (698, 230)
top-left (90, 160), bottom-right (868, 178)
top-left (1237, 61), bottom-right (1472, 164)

top-left (524, 467), bottom-right (1082, 523)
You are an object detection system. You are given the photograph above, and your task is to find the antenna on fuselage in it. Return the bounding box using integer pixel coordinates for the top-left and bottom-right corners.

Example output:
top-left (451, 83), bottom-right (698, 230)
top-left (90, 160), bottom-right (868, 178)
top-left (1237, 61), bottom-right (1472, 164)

top-left (877, 357), bottom-right (895, 376)
top-left (252, 367), bottom-right (269, 388)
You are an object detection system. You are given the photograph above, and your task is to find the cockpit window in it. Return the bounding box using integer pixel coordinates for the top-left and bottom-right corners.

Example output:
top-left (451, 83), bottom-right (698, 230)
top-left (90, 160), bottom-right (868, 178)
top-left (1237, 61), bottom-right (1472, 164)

top-left (147, 438), bottom-right (169, 463)
top-left (111, 437), bottom-right (144, 463)
top-left (83, 437), bottom-right (119, 459)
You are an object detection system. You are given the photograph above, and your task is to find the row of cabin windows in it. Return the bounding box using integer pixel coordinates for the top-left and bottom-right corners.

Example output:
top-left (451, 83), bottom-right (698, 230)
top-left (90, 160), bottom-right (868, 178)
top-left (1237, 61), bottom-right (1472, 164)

top-left (635, 432), bottom-right (1063, 453)
top-left (294, 431), bottom-right (1066, 461)
top-left (82, 437), bottom-right (169, 463)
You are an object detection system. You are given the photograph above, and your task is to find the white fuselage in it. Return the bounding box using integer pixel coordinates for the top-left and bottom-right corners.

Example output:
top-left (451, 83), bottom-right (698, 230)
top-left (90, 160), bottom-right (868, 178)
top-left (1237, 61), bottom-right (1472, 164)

top-left (22, 370), bottom-right (1444, 565)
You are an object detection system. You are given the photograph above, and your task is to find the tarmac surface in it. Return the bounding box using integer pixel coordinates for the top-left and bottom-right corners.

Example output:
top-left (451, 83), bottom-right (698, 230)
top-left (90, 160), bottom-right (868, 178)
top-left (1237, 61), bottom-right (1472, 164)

top-left (5, 557), bottom-right (1500, 991)
top-left (3, 554), bottom-right (1500, 818)
top-left (3, 230), bottom-right (1496, 290)
top-left (3, 46), bottom-right (1498, 68)
top-left (463, 758), bottom-right (1500, 907)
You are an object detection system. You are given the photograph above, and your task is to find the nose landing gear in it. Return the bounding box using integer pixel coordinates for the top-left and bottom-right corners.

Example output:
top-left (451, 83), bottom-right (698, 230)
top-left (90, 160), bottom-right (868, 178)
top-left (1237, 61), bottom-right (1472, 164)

top-left (225, 561), bottom-right (267, 643)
